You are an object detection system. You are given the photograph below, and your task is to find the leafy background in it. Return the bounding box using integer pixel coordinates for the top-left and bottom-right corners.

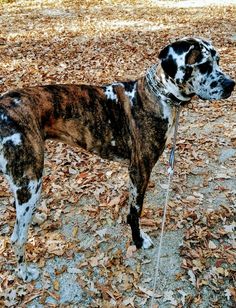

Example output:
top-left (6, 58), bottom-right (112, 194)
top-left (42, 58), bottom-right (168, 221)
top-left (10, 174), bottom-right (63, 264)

top-left (0, 0), bottom-right (235, 307)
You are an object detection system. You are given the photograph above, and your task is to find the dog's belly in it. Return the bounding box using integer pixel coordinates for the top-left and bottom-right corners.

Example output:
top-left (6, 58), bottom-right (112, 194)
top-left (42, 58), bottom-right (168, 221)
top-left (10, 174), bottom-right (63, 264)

top-left (44, 111), bottom-right (132, 162)
top-left (45, 117), bottom-right (132, 161)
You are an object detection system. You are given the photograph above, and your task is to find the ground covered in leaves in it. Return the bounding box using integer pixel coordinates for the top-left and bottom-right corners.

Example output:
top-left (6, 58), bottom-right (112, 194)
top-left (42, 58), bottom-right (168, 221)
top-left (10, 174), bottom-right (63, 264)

top-left (0, 0), bottom-right (235, 307)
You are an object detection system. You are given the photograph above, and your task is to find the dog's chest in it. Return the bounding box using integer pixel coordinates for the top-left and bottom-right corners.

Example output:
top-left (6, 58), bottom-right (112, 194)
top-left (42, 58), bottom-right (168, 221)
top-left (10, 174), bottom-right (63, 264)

top-left (160, 99), bottom-right (176, 145)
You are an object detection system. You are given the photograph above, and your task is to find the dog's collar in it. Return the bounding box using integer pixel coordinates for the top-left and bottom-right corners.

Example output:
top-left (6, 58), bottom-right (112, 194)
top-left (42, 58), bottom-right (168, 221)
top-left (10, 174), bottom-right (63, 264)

top-left (145, 64), bottom-right (189, 107)
top-left (168, 93), bottom-right (186, 106)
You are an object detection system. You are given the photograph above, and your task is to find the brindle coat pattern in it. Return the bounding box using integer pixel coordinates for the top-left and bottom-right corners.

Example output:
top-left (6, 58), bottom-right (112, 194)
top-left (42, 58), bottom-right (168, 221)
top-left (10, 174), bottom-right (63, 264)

top-left (0, 38), bottom-right (235, 282)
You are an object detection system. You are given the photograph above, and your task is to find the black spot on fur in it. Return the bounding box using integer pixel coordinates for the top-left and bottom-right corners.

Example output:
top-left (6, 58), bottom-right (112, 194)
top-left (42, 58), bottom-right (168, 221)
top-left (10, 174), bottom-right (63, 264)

top-left (210, 49), bottom-right (216, 57)
top-left (183, 67), bottom-right (193, 83)
top-left (158, 40), bottom-right (203, 79)
top-left (127, 209), bottom-right (143, 249)
top-left (160, 55), bottom-right (178, 79)
top-left (210, 81), bottom-right (218, 89)
top-left (202, 39), bottom-right (211, 46)
top-left (198, 61), bottom-right (213, 75)
top-left (36, 182), bottom-right (41, 193)
top-left (158, 45), bottom-right (170, 60)
top-left (171, 41), bottom-right (193, 55)
top-left (159, 39), bottom-right (200, 59)
top-left (123, 81), bottom-right (137, 105)
top-left (16, 187), bottom-right (31, 205)
top-left (123, 81), bottom-right (136, 92)
top-left (18, 256), bottom-right (23, 263)
top-left (24, 206), bottom-right (30, 215)
top-left (7, 91), bottom-right (22, 100)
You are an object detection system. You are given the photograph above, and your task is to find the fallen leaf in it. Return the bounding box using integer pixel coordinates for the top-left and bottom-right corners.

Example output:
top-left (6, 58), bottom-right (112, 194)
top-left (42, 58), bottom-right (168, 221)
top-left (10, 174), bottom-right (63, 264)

top-left (122, 296), bottom-right (135, 307)
top-left (126, 245), bottom-right (137, 258)
top-left (208, 240), bottom-right (217, 249)
top-left (163, 290), bottom-right (177, 305)
top-left (188, 270), bottom-right (196, 286)
top-left (53, 280), bottom-right (60, 291)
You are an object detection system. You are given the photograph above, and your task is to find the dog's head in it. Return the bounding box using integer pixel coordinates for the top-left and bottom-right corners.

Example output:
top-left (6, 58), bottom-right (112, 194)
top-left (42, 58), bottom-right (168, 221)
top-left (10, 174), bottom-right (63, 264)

top-left (158, 38), bottom-right (235, 101)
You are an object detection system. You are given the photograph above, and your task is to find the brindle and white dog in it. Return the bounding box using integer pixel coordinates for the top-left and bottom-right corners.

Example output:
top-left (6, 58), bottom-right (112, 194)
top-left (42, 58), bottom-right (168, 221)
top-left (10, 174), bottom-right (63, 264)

top-left (0, 38), bottom-right (235, 281)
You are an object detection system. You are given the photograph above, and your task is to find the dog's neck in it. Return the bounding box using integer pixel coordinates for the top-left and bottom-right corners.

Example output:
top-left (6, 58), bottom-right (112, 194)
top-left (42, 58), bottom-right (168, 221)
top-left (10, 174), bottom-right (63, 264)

top-left (145, 63), bottom-right (191, 106)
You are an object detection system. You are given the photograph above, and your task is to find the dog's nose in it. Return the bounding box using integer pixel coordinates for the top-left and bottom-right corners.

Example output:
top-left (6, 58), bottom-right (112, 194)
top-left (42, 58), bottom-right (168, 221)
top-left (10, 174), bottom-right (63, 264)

top-left (222, 78), bottom-right (235, 93)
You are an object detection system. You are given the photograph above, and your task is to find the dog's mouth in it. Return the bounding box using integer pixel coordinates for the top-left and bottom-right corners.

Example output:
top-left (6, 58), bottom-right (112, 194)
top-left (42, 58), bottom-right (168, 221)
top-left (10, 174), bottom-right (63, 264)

top-left (221, 78), bottom-right (235, 99)
top-left (221, 91), bottom-right (233, 99)
top-left (198, 91), bottom-right (234, 101)
top-left (197, 79), bottom-right (235, 101)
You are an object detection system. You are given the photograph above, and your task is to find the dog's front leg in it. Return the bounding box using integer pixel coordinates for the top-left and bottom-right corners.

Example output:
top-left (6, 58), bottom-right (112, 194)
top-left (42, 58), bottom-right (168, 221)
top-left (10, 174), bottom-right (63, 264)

top-left (127, 157), bottom-right (154, 249)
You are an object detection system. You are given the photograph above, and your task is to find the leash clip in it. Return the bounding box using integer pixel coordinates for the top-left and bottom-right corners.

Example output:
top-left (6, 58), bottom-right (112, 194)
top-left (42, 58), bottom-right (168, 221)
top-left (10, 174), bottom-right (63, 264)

top-left (168, 147), bottom-right (175, 175)
top-left (167, 106), bottom-right (181, 176)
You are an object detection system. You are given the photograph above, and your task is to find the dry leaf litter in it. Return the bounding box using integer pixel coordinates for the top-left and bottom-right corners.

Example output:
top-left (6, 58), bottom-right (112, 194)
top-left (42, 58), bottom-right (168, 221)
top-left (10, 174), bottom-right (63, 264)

top-left (0, 0), bottom-right (235, 307)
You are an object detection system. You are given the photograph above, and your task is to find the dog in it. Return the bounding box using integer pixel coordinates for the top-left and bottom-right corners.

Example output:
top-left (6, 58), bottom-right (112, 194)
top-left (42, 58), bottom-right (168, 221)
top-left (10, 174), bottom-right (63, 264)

top-left (0, 38), bottom-right (235, 282)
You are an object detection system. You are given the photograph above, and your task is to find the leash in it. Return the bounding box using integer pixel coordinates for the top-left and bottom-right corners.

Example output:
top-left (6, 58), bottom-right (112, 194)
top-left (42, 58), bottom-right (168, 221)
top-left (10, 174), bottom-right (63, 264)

top-left (150, 105), bottom-right (181, 308)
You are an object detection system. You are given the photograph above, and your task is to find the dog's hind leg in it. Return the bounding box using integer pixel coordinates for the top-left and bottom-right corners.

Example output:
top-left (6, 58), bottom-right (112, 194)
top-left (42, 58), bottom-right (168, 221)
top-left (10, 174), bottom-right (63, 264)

top-left (9, 176), bottom-right (42, 282)
top-left (127, 156), bottom-right (154, 249)
top-left (1, 133), bottom-right (44, 282)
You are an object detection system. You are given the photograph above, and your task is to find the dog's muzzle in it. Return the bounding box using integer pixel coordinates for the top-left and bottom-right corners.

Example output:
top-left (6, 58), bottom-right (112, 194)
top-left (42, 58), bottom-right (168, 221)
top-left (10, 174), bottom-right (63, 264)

top-left (222, 78), bottom-right (235, 99)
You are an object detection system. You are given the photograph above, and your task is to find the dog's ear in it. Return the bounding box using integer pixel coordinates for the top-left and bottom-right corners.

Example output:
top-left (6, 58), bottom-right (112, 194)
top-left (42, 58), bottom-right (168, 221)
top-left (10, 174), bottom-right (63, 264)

top-left (185, 47), bottom-right (202, 65)
top-left (158, 46), bottom-right (177, 79)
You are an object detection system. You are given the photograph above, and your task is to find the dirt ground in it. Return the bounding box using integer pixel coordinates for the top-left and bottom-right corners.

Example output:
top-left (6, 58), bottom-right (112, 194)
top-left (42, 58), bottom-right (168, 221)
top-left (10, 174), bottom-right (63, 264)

top-left (0, 0), bottom-right (235, 307)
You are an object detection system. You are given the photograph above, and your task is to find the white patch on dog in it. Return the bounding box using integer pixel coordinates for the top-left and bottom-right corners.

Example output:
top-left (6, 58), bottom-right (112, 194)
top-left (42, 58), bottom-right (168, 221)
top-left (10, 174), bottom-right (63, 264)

top-left (159, 98), bottom-right (175, 144)
top-left (140, 230), bottom-right (153, 249)
top-left (129, 180), bottom-right (138, 208)
top-left (28, 180), bottom-right (42, 205)
top-left (0, 153), bottom-right (8, 173)
top-left (2, 133), bottom-right (22, 146)
top-left (9, 178), bottom-right (42, 281)
top-left (131, 184), bottom-right (137, 198)
top-left (104, 82), bottom-right (127, 103)
top-left (104, 85), bottom-right (118, 102)
top-left (13, 98), bottom-right (21, 105)
top-left (8, 179), bottom-right (41, 207)
top-left (125, 83), bottom-right (137, 107)
top-left (111, 140), bottom-right (116, 146)
top-left (0, 135), bottom-right (21, 172)
top-left (160, 98), bottom-right (172, 119)
top-left (168, 46), bottom-right (188, 82)
top-left (0, 113), bottom-right (8, 121)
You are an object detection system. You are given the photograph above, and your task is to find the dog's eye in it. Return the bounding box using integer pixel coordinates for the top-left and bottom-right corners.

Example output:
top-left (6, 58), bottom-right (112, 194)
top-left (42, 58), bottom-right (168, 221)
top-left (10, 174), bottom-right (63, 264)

top-left (198, 61), bottom-right (212, 74)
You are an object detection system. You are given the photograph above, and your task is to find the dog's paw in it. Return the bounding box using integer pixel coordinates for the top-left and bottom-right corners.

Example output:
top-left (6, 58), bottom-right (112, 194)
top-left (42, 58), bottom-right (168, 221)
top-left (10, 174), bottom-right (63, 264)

top-left (17, 264), bottom-right (40, 282)
top-left (140, 230), bottom-right (154, 249)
